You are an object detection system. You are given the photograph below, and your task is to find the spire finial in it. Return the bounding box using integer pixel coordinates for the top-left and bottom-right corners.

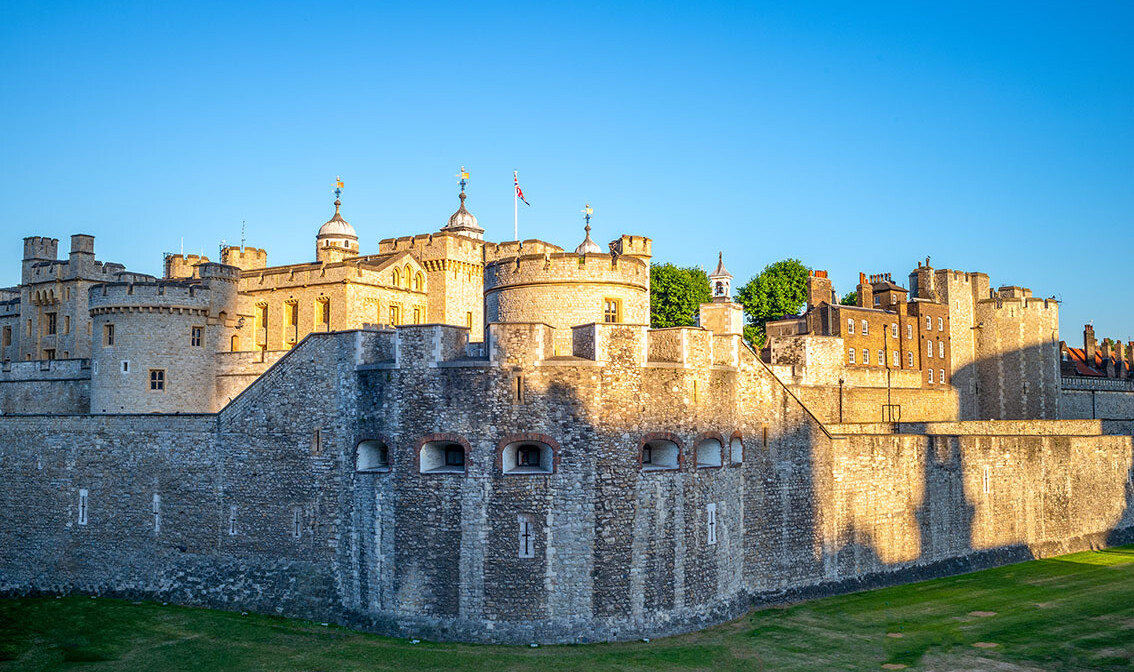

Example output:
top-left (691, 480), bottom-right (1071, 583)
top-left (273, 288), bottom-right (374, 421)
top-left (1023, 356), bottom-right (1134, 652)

top-left (719, 251), bottom-right (723, 265)
top-left (581, 202), bottom-right (593, 229)
top-left (456, 166), bottom-right (469, 194)
top-left (332, 176), bottom-right (344, 214)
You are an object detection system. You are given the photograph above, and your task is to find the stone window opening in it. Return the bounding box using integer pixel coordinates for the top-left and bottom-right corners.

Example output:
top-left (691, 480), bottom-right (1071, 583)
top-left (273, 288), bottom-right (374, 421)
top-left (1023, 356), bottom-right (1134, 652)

top-left (230, 334), bottom-right (239, 352)
top-left (502, 440), bottom-right (554, 475)
top-left (707, 502), bottom-right (718, 545)
top-left (389, 304), bottom-right (401, 326)
top-left (982, 466), bottom-right (991, 494)
top-left (419, 439), bottom-right (468, 474)
top-left (603, 298), bottom-right (622, 323)
top-left (729, 435), bottom-right (743, 465)
top-left (46, 312), bottom-right (57, 335)
top-left (392, 269), bottom-right (401, 286)
top-left (403, 264), bottom-right (412, 288)
top-left (640, 436), bottom-right (680, 471)
top-left (1, 325), bottom-right (10, 347)
top-left (78, 489), bottom-right (88, 526)
top-left (292, 507), bottom-right (302, 539)
top-left (64, 315), bottom-right (70, 334)
top-left (518, 514), bottom-right (536, 559)
top-left (695, 437), bottom-right (723, 468)
top-left (191, 326), bottom-right (204, 347)
top-left (121, 360), bottom-right (130, 373)
top-left (317, 298), bottom-right (330, 328)
top-left (512, 374), bottom-right (525, 404)
top-left (466, 312), bottom-right (473, 329)
top-left (103, 324), bottom-right (115, 347)
top-left (356, 439), bottom-right (390, 472)
top-left (149, 369), bottom-right (165, 391)
top-left (413, 272), bottom-right (424, 292)
top-left (311, 428), bottom-right (323, 456)
top-left (229, 506), bottom-right (237, 536)
top-left (412, 306), bottom-right (422, 324)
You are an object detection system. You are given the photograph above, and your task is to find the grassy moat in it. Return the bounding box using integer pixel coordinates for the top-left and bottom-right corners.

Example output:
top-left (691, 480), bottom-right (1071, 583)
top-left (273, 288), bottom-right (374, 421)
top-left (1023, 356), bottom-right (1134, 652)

top-left (2, 546), bottom-right (1132, 671)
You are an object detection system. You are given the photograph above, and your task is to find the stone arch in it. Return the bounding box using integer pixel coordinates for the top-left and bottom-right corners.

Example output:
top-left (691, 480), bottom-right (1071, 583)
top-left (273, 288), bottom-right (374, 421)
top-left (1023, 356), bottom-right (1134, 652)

top-left (356, 436), bottom-right (391, 472)
top-left (694, 431), bottom-right (725, 468)
top-left (414, 271), bottom-right (424, 292)
top-left (403, 264), bottom-right (413, 289)
top-left (416, 433), bottom-right (472, 474)
top-left (638, 432), bottom-right (683, 471)
top-left (392, 268), bottom-right (401, 286)
top-left (496, 432), bottom-right (560, 475)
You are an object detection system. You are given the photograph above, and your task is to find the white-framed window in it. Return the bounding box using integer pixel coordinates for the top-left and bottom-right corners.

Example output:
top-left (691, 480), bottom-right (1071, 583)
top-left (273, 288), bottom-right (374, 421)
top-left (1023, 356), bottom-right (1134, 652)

top-left (848, 349), bottom-right (855, 364)
top-left (982, 466), bottom-right (991, 494)
top-left (892, 350), bottom-right (900, 366)
top-left (928, 368), bottom-right (934, 383)
top-left (938, 317), bottom-right (944, 331)
top-left (78, 489), bottom-right (88, 526)
top-left (862, 320), bottom-right (868, 335)
top-left (863, 349), bottom-right (869, 364)
top-left (121, 360), bottom-right (129, 373)
top-left (908, 351), bottom-right (914, 367)
top-left (926, 315), bottom-right (932, 330)
top-left (928, 342), bottom-right (934, 358)
top-left (907, 324), bottom-right (912, 339)
top-left (152, 493), bottom-right (161, 533)
top-left (938, 341), bottom-right (945, 358)
top-left (891, 323), bottom-right (898, 338)
top-left (707, 502), bottom-right (718, 545)
top-left (847, 318), bottom-right (854, 335)
top-left (518, 514), bottom-right (536, 558)
top-left (940, 368), bottom-right (945, 384)
top-left (878, 349), bottom-right (884, 366)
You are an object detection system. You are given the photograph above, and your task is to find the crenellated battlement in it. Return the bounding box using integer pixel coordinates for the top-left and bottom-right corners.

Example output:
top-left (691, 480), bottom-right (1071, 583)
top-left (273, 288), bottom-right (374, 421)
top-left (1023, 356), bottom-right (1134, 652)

top-left (484, 251), bottom-right (649, 293)
top-left (89, 281), bottom-right (213, 314)
top-left (221, 245), bottom-right (268, 271)
top-left (164, 253), bottom-right (210, 279)
top-left (483, 239), bottom-right (565, 263)
top-left (378, 231), bottom-right (484, 259)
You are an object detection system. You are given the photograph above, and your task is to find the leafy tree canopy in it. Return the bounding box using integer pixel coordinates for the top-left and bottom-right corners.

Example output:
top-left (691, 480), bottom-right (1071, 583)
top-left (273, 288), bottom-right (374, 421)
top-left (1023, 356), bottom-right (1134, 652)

top-left (840, 291), bottom-right (858, 306)
top-left (735, 258), bottom-right (810, 348)
top-left (650, 263), bottom-right (711, 328)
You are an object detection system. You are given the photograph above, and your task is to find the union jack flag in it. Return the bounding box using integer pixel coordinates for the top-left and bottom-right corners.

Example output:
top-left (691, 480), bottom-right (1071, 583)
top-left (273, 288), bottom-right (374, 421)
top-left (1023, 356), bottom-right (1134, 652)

top-left (515, 171), bottom-right (530, 206)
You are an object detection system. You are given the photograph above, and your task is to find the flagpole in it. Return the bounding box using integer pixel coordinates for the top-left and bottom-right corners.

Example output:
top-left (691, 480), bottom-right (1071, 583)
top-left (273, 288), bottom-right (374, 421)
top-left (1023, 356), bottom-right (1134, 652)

top-left (514, 170), bottom-right (519, 241)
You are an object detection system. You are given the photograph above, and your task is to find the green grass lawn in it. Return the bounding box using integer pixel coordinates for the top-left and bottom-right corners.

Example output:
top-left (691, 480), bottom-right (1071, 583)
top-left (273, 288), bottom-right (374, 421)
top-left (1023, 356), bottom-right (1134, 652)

top-left (2, 546), bottom-right (1132, 671)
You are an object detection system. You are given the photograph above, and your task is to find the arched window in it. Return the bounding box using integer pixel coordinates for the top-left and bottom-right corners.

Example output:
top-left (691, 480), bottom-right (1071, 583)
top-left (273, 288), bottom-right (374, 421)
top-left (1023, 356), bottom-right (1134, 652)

top-left (729, 434), bottom-right (743, 464)
top-left (230, 335), bottom-right (239, 352)
top-left (695, 435), bottom-right (723, 468)
top-left (413, 272), bottom-right (424, 292)
top-left (356, 440), bottom-right (390, 472)
top-left (500, 436), bottom-right (556, 475)
top-left (418, 435), bottom-right (469, 474)
top-left (640, 433), bottom-right (681, 471)
top-left (403, 264), bottom-right (412, 288)
top-left (392, 269), bottom-right (401, 286)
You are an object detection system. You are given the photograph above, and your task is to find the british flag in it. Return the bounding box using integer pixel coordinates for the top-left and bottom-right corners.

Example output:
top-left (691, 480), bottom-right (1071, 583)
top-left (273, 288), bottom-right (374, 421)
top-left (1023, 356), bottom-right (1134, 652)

top-left (515, 171), bottom-right (530, 206)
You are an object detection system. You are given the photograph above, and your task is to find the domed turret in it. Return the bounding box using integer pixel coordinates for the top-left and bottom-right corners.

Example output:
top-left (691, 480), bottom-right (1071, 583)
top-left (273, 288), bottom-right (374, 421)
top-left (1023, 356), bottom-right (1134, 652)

top-left (316, 198), bottom-right (359, 263)
top-left (442, 191), bottom-right (485, 240)
top-left (574, 203), bottom-right (601, 254)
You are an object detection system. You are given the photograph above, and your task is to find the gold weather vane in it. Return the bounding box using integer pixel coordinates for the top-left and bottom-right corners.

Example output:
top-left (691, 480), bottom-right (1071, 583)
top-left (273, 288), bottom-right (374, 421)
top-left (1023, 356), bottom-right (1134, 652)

top-left (333, 176), bottom-right (344, 200)
top-left (456, 166), bottom-right (469, 193)
top-left (581, 203), bottom-right (593, 228)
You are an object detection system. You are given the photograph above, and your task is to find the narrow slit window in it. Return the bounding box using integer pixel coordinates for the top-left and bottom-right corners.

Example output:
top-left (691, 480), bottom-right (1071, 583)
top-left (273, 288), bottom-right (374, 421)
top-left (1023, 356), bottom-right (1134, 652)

top-left (707, 502), bottom-right (717, 545)
top-left (78, 489), bottom-right (89, 526)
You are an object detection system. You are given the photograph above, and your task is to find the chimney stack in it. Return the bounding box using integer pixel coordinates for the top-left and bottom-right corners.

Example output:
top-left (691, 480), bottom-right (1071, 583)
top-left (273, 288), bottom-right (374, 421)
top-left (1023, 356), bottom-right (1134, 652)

top-left (1084, 324), bottom-right (1097, 364)
top-left (856, 272), bottom-right (873, 308)
top-left (806, 270), bottom-right (834, 310)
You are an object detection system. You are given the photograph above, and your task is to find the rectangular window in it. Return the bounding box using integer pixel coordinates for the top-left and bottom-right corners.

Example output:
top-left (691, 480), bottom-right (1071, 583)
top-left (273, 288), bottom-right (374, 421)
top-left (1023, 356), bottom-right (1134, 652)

top-left (878, 349), bottom-right (883, 366)
top-left (603, 298), bottom-right (621, 323)
top-left (908, 351), bottom-right (914, 367)
top-left (928, 341), bottom-right (934, 358)
top-left (26, 319), bottom-right (31, 337)
top-left (518, 514), bottom-right (536, 558)
top-left (319, 299), bottom-right (330, 326)
top-left (287, 302), bottom-right (298, 326)
top-left (293, 507), bottom-right (302, 539)
top-left (847, 318), bottom-right (854, 335)
top-left (891, 323), bottom-right (897, 338)
top-left (43, 349), bottom-right (55, 360)
top-left (413, 307), bottom-right (422, 324)
top-left (103, 324), bottom-right (115, 347)
top-left (229, 506), bottom-right (238, 536)
top-left (938, 341), bottom-right (945, 358)
top-left (78, 489), bottom-right (89, 525)
top-left (940, 368), bottom-right (945, 384)
top-left (982, 466), bottom-right (990, 494)
top-left (466, 312), bottom-right (473, 329)
top-left (848, 349), bottom-right (855, 364)
top-left (513, 374), bottom-right (525, 404)
top-left (938, 316), bottom-right (944, 331)
top-left (926, 316), bottom-right (932, 330)
top-left (64, 315), bottom-right (71, 334)
top-left (892, 350), bottom-right (899, 366)
top-left (389, 305), bottom-right (400, 326)
top-left (907, 324), bottom-right (912, 339)
top-left (928, 368), bottom-right (934, 383)
top-left (153, 494), bottom-right (161, 533)
top-left (861, 320), bottom-right (868, 335)
top-left (191, 326), bottom-right (203, 347)
top-left (1, 325), bottom-right (9, 347)
top-left (46, 312), bottom-right (57, 335)
top-left (149, 369), bottom-right (165, 391)
top-left (121, 360), bottom-right (129, 373)
top-left (707, 502), bottom-right (718, 545)
top-left (863, 349), bottom-right (869, 364)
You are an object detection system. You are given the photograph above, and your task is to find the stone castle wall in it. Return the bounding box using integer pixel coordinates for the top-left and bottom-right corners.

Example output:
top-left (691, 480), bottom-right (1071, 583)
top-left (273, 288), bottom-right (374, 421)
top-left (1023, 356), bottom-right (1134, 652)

top-left (2, 328), bottom-right (1132, 644)
top-left (974, 294), bottom-right (1060, 420)
top-left (0, 359), bottom-right (91, 414)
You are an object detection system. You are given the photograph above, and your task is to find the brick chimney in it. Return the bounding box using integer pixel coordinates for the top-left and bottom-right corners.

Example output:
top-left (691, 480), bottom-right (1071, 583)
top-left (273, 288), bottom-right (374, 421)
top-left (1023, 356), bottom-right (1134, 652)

top-left (1102, 339), bottom-right (1115, 377)
top-left (1117, 340), bottom-right (1128, 379)
top-left (856, 272), bottom-right (873, 309)
top-left (1084, 324), bottom-right (1097, 365)
top-left (806, 270), bottom-right (834, 310)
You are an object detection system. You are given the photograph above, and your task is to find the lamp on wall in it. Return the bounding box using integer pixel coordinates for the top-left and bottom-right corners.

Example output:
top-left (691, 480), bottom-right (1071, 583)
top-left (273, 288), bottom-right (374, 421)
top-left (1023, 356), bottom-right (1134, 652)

top-left (236, 317), bottom-right (245, 329)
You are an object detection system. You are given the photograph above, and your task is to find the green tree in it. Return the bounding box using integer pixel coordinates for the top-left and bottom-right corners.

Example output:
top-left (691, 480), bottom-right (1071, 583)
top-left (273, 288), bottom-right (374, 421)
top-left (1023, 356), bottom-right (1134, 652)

top-left (650, 263), bottom-right (711, 328)
top-left (735, 258), bottom-right (810, 348)
top-left (840, 291), bottom-right (858, 306)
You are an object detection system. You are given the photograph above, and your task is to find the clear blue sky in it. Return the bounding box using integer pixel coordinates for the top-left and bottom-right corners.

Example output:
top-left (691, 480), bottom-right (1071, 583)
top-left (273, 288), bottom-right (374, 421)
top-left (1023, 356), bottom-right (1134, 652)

top-left (2, 2), bottom-right (1131, 342)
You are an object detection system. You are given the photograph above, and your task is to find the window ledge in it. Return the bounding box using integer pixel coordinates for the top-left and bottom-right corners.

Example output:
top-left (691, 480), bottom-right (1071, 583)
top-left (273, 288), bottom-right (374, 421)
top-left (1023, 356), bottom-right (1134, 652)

top-left (503, 466), bottom-right (553, 475)
top-left (421, 466), bottom-right (466, 474)
top-left (642, 465), bottom-right (679, 472)
top-left (357, 467), bottom-right (390, 474)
